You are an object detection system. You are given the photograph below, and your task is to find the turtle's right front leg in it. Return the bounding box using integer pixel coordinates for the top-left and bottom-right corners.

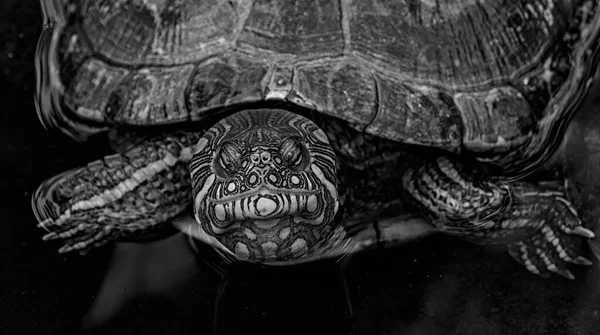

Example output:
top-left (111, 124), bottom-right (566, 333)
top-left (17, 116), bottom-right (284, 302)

top-left (32, 131), bottom-right (202, 254)
top-left (401, 156), bottom-right (595, 279)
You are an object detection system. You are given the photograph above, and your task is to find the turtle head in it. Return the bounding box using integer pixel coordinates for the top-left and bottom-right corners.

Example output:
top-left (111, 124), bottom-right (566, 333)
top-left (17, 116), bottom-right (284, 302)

top-left (190, 109), bottom-right (339, 262)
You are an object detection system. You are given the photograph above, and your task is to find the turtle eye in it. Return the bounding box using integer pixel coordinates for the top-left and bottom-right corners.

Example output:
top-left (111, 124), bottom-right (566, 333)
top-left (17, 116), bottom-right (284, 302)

top-left (216, 142), bottom-right (241, 176)
top-left (280, 137), bottom-right (307, 170)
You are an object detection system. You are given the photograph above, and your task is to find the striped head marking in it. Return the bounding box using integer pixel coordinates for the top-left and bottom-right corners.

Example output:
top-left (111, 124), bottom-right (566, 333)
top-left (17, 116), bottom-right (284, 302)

top-left (190, 109), bottom-right (339, 262)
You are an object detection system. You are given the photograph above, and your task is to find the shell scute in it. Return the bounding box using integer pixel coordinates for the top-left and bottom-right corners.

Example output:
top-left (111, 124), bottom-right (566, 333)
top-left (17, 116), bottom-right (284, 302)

top-left (348, 0), bottom-right (567, 87)
top-left (64, 58), bottom-right (129, 123)
top-left (185, 55), bottom-right (269, 120)
top-left (454, 87), bottom-right (535, 152)
top-left (56, 26), bottom-right (92, 88)
top-left (105, 65), bottom-right (195, 125)
top-left (292, 59), bottom-right (377, 126)
top-left (365, 76), bottom-right (463, 151)
top-left (82, 0), bottom-right (239, 65)
top-left (238, 0), bottom-right (344, 56)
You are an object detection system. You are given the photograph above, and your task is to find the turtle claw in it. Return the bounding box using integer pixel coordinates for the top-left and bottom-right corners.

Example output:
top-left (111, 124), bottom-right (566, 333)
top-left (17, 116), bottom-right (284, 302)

top-left (565, 226), bottom-right (596, 239)
top-left (42, 222), bottom-right (91, 241)
top-left (547, 264), bottom-right (575, 280)
top-left (54, 226), bottom-right (115, 254)
top-left (572, 256), bottom-right (593, 266)
top-left (508, 240), bottom-right (579, 279)
top-left (58, 244), bottom-right (77, 254)
top-left (37, 219), bottom-right (53, 231)
top-left (42, 231), bottom-right (59, 241)
top-left (506, 190), bottom-right (594, 279)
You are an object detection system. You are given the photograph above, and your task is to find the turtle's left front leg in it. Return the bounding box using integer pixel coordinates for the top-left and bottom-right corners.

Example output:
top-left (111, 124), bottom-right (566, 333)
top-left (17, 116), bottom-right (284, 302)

top-left (402, 156), bottom-right (595, 279)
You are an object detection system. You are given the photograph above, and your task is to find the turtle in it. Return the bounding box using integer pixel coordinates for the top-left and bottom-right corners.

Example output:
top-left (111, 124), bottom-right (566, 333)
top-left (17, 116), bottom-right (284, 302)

top-left (32, 0), bottom-right (600, 284)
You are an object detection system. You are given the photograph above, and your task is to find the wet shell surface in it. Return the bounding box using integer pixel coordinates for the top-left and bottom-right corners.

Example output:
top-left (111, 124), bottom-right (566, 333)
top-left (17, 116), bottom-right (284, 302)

top-left (36, 0), bottom-right (600, 173)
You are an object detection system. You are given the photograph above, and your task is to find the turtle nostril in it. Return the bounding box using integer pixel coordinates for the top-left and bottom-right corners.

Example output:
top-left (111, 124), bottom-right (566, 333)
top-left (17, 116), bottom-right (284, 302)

top-left (261, 151), bottom-right (271, 163)
top-left (250, 153), bottom-right (260, 164)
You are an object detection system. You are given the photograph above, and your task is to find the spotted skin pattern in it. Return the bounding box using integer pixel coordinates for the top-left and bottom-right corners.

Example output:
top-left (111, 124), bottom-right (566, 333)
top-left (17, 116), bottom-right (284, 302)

top-left (402, 156), bottom-right (595, 279)
top-left (323, 123), bottom-right (596, 279)
top-left (31, 110), bottom-right (595, 279)
top-left (189, 109), bottom-right (339, 262)
top-left (32, 131), bottom-right (203, 253)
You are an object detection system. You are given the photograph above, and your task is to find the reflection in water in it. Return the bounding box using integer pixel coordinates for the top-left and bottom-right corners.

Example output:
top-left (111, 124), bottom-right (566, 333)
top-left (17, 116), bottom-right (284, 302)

top-left (83, 233), bottom-right (355, 335)
top-left (82, 234), bottom-right (202, 329)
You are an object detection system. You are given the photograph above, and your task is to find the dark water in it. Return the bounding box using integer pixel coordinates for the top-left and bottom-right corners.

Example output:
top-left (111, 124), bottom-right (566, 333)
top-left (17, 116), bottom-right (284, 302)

top-left (3, 1), bottom-right (600, 334)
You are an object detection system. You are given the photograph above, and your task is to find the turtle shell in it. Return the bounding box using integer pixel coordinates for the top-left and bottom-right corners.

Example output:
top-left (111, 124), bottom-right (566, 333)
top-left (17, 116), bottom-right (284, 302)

top-left (37, 0), bottom-right (600, 172)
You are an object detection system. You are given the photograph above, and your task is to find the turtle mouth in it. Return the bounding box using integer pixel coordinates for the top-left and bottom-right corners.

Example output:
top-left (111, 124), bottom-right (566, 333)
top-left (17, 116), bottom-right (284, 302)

top-left (220, 217), bottom-right (321, 261)
top-left (208, 188), bottom-right (323, 233)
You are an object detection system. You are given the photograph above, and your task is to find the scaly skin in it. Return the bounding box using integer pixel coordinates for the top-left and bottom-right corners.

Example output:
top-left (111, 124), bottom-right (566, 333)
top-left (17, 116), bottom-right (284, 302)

top-left (189, 109), bottom-right (340, 262)
top-left (402, 156), bottom-right (595, 279)
top-left (32, 109), bottom-right (595, 279)
top-left (32, 131), bottom-right (204, 253)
